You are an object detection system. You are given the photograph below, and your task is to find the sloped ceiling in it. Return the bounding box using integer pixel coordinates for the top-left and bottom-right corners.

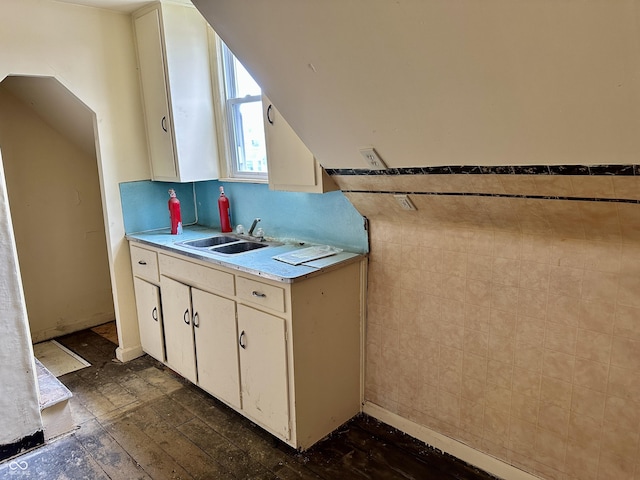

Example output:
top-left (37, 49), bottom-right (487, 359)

top-left (0, 76), bottom-right (96, 157)
top-left (193, 0), bottom-right (640, 169)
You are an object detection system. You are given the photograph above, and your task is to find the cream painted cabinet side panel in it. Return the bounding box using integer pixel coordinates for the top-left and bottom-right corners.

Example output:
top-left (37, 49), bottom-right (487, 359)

top-left (192, 288), bottom-right (241, 410)
top-left (133, 277), bottom-right (165, 362)
top-left (290, 261), bottom-right (363, 449)
top-left (134, 8), bottom-right (176, 179)
top-left (237, 304), bottom-right (290, 440)
top-left (263, 96), bottom-right (337, 193)
top-left (160, 276), bottom-right (197, 383)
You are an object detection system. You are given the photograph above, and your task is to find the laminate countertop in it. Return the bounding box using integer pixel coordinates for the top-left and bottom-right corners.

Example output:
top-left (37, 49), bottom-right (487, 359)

top-left (126, 225), bottom-right (365, 283)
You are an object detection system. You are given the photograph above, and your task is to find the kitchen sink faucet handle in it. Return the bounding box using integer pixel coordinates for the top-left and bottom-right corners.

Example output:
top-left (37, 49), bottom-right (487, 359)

top-left (248, 217), bottom-right (261, 236)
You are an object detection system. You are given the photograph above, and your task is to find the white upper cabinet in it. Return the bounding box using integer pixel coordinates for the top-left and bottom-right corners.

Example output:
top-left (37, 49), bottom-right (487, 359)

top-left (133, 2), bottom-right (219, 182)
top-left (263, 96), bottom-right (337, 193)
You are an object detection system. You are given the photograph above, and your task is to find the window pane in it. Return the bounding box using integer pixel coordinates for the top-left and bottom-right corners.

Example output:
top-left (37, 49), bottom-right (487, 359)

top-left (231, 101), bottom-right (267, 173)
top-left (233, 57), bottom-right (261, 98)
top-left (221, 40), bottom-right (267, 178)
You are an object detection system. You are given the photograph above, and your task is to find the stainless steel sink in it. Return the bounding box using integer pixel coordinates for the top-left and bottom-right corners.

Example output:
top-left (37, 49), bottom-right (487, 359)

top-left (181, 235), bottom-right (238, 248)
top-left (178, 235), bottom-right (272, 255)
top-left (211, 241), bottom-right (268, 254)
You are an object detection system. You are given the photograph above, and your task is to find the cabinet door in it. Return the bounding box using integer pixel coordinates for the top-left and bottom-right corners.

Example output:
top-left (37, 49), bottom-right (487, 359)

top-left (237, 304), bottom-right (290, 440)
top-left (192, 288), bottom-right (241, 409)
top-left (134, 7), bottom-right (177, 180)
top-left (161, 2), bottom-right (219, 182)
top-left (133, 277), bottom-right (164, 362)
top-left (160, 276), bottom-right (197, 383)
top-left (133, 3), bottom-right (218, 182)
top-left (263, 97), bottom-right (337, 193)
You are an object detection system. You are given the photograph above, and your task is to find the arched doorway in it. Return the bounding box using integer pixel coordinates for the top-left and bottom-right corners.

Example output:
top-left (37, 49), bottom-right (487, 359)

top-left (0, 75), bottom-right (116, 344)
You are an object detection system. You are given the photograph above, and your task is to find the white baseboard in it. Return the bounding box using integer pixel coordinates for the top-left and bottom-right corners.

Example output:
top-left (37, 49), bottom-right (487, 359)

top-left (115, 344), bottom-right (144, 363)
top-left (363, 402), bottom-right (540, 480)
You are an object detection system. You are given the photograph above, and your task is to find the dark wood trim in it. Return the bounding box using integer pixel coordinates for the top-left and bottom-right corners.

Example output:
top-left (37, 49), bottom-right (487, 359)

top-left (0, 430), bottom-right (45, 462)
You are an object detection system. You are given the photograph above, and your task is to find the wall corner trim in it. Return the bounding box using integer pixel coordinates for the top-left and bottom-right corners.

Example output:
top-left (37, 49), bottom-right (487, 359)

top-left (363, 402), bottom-right (540, 480)
top-left (115, 345), bottom-right (145, 363)
top-left (0, 430), bottom-right (45, 463)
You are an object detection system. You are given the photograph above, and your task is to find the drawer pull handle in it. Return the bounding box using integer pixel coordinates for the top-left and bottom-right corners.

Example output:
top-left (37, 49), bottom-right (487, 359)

top-left (252, 291), bottom-right (266, 298)
top-left (138, 260), bottom-right (147, 265)
top-left (239, 330), bottom-right (246, 349)
top-left (152, 307), bottom-right (158, 322)
top-left (193, 312), bottom-right (200, 328)
top-left (183, 309), bottom-right (190, 325)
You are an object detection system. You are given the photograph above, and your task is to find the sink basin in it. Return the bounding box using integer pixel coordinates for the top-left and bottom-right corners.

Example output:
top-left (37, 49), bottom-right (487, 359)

top-left (180, 235), bottom-right (238, 248)
top-left (211, 241), bottom-right (268, 254)
top-left (179, 234), bottom-right (276, 255)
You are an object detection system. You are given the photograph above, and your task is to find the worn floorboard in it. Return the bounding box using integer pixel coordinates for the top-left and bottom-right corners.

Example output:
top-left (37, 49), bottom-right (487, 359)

top-left (0, 329), bottom-right (499, 480)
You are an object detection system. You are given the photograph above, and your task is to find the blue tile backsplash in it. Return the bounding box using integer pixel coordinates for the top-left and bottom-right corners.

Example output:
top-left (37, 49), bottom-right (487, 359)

top-left (119, 181), bottom-right (197, 234)
top-left (120, 180), bottom-right (368, 253)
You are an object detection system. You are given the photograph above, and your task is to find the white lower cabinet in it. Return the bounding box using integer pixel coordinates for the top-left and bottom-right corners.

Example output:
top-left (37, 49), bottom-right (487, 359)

top-left (130, 244), bottom-right (165, 363)
top-left (237, 304), bottom-right (289, 440)
top-left (129, 241), bottom-right (363, 450)
top-left (161, 276), bottom-right (242, 409)
top-left (133, 277), bottom-right (164, 363)
top-left (191, 288), bottom-right (241, 410)
top-left (160, 276), bottom-right (198, 384)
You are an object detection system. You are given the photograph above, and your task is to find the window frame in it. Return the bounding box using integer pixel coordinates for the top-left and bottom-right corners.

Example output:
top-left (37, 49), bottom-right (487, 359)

top-left (213, 35), bottom-right (268, 182)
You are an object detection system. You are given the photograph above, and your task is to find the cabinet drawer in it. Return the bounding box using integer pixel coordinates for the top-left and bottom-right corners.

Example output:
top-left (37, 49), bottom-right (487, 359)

top-left (236, 276), bottom-right (285, 313)
top-left (159, 253), bottom-right (234, 296)
top-left (130, 244), bottom-right (159, 283)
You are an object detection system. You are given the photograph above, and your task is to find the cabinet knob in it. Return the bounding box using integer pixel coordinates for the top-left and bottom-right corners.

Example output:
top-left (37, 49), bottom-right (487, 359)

top-left (138, 260), bottom-right (147, 265)
top-left (193, 312), bottom-right (200, 328)
top-left (183, 308), bottom-right (190, 325)
top-left (161, 116), bottom-right (168, 132)
top-left (239, 330), bottom-right (246, 349)
top-left (252, 291), bottom-right (266, 298)
top-left (152, 307), bottom-right (158, 322)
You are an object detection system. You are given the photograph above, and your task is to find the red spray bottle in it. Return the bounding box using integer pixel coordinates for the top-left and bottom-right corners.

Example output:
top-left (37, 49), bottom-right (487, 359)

top-left (218, 186), bottom-right (232, 233)
top-left (168, 189), bottom-right (182, 235)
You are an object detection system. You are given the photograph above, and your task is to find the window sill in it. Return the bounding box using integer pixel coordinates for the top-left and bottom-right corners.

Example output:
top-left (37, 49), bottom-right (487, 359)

top-left (217, 176), bottom-right (269, 185)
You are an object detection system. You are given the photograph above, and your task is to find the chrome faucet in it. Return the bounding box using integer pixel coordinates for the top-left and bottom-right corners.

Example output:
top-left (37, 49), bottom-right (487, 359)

top-left (248, 217), bottom-right (261, 236)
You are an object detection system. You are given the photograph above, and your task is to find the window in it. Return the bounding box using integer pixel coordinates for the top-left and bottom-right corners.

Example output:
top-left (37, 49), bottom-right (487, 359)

top-left (220, 41), bottom-right (267, 180)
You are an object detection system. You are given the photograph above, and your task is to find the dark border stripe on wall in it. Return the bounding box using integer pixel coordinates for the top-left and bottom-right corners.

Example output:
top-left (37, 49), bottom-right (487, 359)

top-left (0, 430), bottom-right (45, 462)
top-left (341, 190), bottom-right (640, 204)
top-left (326, 164), bottom-right (640, 176)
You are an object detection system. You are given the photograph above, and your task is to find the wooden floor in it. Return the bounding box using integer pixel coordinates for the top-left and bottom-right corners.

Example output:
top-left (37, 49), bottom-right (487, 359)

top-left (1, 329), bottom-right (498, 480)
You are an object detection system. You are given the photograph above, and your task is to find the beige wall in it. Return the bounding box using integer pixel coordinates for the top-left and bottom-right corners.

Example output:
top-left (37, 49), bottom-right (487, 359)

top-left (0, 86), bottom-right (114, 342)
top-left (337, 173), bottom-right (640, 480)
top-left (0, 0), bottom-right (151, 361)
top-left (0, 0), bottom-right (151, 444)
